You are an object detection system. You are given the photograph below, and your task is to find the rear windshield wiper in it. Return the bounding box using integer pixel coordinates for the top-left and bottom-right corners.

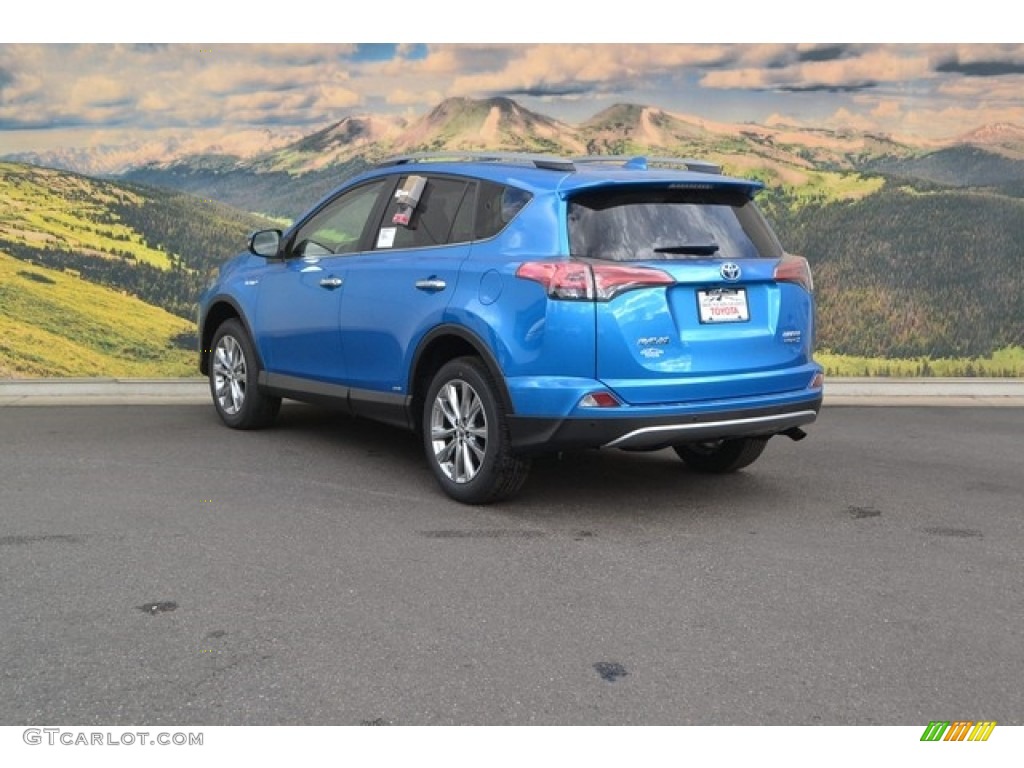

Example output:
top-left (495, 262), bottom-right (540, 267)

top-left (653, 243), bottom-right (720, 256)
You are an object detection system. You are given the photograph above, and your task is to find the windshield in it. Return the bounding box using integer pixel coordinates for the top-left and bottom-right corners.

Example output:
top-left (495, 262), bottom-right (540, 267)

top-left (568, 187), bottom-right (783, 262)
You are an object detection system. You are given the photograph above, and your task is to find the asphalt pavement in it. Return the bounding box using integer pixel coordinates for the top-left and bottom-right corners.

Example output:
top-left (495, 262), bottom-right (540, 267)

top-left (2, 376), bottom-right (1024, 406)
top-left (1, 398), bottom-right (1021, 725)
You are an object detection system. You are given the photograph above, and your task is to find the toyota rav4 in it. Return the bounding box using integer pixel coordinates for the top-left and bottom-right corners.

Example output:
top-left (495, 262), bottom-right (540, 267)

top-left (198, 153), bottom-right (823, 503)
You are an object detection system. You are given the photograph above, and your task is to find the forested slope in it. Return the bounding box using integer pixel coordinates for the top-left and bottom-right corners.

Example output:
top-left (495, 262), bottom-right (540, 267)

top-left (768, 185), bottom-right (1023, 358)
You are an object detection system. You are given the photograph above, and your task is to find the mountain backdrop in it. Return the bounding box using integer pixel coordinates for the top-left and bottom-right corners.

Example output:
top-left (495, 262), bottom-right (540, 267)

top-left (2, 96), bottom-right (1022, 377)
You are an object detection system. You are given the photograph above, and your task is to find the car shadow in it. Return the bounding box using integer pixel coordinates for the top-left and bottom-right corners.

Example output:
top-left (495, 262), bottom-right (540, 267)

top-left (270, 403), bottom-right (791, 516)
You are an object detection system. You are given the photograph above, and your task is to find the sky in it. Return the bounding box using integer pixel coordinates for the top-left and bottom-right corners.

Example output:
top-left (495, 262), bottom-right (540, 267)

top-left (2, 5), bottom-right (1022, 162)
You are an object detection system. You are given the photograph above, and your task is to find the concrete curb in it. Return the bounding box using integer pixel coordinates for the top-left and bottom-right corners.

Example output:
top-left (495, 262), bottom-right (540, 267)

top-left (0, 378), bottom-right (209, 406)
top-left (1, 377), bottom-right (1022, 407)
top-left (823, 377), bottom-right (1024, 406)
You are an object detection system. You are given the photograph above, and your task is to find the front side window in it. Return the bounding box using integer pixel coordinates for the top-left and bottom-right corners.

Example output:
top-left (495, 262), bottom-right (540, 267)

top-left (291, 179), bottom-right (388, 257)
top-left (568, 187), bottom-right (783, 262)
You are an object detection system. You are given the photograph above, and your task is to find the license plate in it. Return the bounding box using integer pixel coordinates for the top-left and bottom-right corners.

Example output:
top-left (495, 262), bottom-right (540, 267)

top-left (697, 288), bottom-right (749, 323)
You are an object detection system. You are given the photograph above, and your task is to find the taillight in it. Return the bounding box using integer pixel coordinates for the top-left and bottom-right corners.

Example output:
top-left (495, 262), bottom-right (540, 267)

top-left (516, 262), bottom-right (674, 301)
top-left (774, 253), bottom-right (813, 293)
top-left (591, 264), bottom-right (674, 300)
top-left (515, 262), bottom-right (594, 300)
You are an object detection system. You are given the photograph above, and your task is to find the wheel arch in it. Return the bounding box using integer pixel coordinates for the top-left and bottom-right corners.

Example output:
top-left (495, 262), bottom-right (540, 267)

top-left (200, 297), bottom-right (263, 375)
top-left (408, 325), bottom-right (513, 432)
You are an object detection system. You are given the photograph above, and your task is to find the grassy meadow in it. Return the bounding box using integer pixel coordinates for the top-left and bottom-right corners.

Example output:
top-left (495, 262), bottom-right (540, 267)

top-left (0, 251), bottom-right (195, 378)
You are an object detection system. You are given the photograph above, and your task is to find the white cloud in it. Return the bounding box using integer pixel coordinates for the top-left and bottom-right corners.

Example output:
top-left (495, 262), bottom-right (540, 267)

top-left (871, 100), bottom-right (903, 120)
top-left (701, 48), bottom-right (932, 91)
top-left (2, 42), bottom-right (1024, 153)
top-left (68, 75), bottom-right (130, 109)
top-left (821, 107), bottom-right (879, 133)
top-left (386, 88), bottom-right (444, 106)
top-left (937, 77), bottom-right (1024, 103)
top-left (313, 84), bottom-right (363, 110)
top-left (446, 44), bottom-right (733, 96)
top-left (897, 105), bottom-right (1024, 138)
top-left (0, 44), bottom-right (370, 132)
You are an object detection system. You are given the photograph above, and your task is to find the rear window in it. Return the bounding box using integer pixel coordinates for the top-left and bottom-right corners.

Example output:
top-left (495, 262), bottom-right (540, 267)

top-left (568, 187), bottom-right (783, 261)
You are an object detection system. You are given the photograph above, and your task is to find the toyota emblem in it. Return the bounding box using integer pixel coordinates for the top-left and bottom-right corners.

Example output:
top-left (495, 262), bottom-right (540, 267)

top-left (720, 262), bottom-right (741, 281)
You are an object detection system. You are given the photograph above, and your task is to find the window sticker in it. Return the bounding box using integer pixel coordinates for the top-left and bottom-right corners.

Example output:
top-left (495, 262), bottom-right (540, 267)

top-left (377, 227), bottom-right (397, 248)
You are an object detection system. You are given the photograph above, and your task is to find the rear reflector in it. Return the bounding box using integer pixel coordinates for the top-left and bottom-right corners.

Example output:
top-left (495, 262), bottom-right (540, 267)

top-left (579, 391), bottom-right (621, 408)
top-left (516, 261), bottom-right (673, 301)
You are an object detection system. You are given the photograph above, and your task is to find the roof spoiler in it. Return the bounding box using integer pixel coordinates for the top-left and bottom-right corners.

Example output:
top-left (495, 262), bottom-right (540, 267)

top-left (572, 155), bottom-right (722, 174)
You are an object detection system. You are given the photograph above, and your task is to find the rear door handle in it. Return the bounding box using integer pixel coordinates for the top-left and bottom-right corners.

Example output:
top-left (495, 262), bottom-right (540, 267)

top-left (319, 276), bottom-right (344, 289)
top-left (415, 278), bottom-right (446, 292)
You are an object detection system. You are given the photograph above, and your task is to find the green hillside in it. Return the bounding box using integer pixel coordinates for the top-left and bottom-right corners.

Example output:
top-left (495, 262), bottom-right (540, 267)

top-left (0, 162), bottom-right (270, 319)
top-left (863, 146), bottom-right (1024, 191)
top-left (0, 251), bottom-right (195, 377)
top-left (0, 162), bottom-right (275, 376)
top-left (1, 162), bottom-right (174, 268)
top-left (124, 160), bottom-right (367, 221)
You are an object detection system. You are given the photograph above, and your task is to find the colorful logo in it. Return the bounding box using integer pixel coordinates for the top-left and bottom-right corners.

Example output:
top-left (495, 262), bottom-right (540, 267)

top-left (920, 721), bottom-right (996, 742)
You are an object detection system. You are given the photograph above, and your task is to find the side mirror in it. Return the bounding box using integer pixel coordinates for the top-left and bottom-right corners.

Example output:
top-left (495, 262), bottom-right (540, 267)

top-left (249, 229), bottom-right (282, 258)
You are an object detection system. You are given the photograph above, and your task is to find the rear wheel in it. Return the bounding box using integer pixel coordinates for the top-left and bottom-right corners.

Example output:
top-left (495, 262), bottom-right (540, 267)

top-left (423, 357), bottom-right (530, 504)
top-left (673, 437), bottom-right (767, 473)
top-left (209, 319), bottom-right (280, 429)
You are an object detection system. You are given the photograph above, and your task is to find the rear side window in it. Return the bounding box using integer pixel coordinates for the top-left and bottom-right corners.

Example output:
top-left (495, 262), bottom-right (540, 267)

top-left (379, 176), bottom-right (472, 250)
top-left (475, 181), bottom-right (532, 239)
top-left (568, 187), bottom-right (783, 261)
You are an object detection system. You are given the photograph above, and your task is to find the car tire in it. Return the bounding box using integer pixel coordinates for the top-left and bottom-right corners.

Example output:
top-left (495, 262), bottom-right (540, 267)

top-left (423, 357), bottom-right (530, 504)
top-left (209, 319), bottom-right (281, 430)
top-left (673, 437), bottom-right (767, 473)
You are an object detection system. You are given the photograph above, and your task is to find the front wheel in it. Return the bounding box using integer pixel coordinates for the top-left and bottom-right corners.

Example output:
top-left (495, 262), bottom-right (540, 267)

top-left (673, 437), bottom-right (767, 473)
top-left (209, 319), bottom-right (280, 430)
top-left (422, 357), bottom-right (530, 504)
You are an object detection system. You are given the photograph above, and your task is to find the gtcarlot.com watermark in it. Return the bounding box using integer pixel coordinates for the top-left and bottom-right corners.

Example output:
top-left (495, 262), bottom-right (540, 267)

top-left (23, 728), bottom-right (203, 747)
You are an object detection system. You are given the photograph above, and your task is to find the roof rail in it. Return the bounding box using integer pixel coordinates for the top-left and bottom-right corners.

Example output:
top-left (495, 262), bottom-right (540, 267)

top-left (572, 155), bottom-right (722, 175)
top-left (379, 151), bottom-right (576, 172)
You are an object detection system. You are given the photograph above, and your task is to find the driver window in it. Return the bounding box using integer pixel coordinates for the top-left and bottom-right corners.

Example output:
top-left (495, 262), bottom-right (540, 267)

top-left (291, 179), bottom-right (387, 257)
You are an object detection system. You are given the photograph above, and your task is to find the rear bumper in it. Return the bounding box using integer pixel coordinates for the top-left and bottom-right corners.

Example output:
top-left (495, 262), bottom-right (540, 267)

top-left (507, 395), bottom-right (822, 453)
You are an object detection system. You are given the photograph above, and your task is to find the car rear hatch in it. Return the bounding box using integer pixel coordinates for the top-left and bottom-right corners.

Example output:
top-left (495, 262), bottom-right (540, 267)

top-left (567, 183), bottom-right (815, 405)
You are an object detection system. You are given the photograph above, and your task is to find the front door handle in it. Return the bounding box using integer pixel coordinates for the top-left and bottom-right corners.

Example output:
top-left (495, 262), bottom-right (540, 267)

top-left (415, 278), bottom-right (447, 292)
top-left (319, 276), bottom-right (344, 289)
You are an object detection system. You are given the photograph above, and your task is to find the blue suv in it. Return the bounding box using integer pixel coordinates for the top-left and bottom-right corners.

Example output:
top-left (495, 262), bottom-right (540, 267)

top-left (199, 153), bottom-right (823, 503)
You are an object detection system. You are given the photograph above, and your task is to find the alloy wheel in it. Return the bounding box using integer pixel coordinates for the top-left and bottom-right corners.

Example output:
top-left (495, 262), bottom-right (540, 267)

top-left (430, 379), bottom-right (488, 484)
top-left (213, 335), bottom-right (247, 416)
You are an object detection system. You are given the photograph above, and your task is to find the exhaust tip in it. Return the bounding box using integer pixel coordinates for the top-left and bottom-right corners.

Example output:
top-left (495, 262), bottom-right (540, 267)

top-left (782, 427), bottom-right (808, 442)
